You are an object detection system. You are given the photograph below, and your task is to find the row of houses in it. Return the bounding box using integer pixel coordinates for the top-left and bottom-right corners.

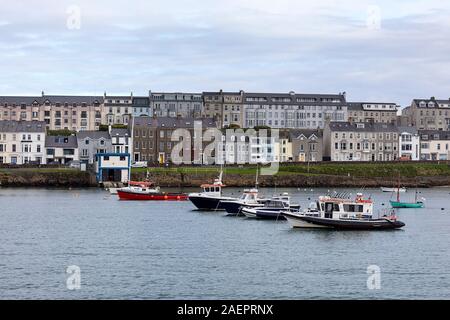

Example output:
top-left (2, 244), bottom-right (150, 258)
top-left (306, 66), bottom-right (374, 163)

top-left (0, 121), bottom-right (131, 165)
top-left (1, 118), bottom-right (450, 167)
top-left (3, 91), bottom-right (449, 132)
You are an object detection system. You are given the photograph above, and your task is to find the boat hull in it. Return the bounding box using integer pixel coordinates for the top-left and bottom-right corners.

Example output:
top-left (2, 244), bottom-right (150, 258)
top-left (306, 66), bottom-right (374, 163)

top-left (241, 207), bottom-right (288, 220)
top-left (188, 195), bottom-right (235, 211)
top-left (117, 190), bottom-right (188, 201)
top-left (390, 201), bottom-right (424, 208)
top-left (220, 201), bottom-right (264, 215)
top-left (381, 187), bottom-right (407, 193)
top-left (283, 212), bottom-right (405, 230)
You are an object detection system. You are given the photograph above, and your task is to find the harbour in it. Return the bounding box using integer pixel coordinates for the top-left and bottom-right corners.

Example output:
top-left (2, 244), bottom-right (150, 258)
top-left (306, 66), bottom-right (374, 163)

top-left (1, 186), bottom-right (450, 299)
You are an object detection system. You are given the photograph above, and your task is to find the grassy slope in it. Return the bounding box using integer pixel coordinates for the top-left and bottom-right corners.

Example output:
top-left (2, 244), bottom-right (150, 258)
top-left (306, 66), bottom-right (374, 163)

top-left (133, 163), bottom-right (450, 178)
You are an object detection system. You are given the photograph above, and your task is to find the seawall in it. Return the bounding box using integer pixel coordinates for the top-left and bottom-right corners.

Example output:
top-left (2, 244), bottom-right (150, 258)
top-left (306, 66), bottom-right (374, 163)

top-left (131, 171), bottom-right (450, 188)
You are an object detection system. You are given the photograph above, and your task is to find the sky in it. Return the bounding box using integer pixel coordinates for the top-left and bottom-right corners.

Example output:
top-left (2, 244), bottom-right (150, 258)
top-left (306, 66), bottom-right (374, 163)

top-left (0, 0), bottom-right (449, 106)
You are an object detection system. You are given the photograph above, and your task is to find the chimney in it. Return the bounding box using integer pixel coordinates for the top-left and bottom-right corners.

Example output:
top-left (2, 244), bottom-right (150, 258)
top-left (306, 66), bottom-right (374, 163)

top-left (108, 125), bottom-right (112, 134)
top-left (41, 91), bottom-right (44, 97)
top-left (103, 91), bottom-right (107, 99)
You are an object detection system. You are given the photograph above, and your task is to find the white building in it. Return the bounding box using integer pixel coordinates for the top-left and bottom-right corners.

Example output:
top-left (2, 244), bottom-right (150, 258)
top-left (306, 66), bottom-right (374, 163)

top-left (44, 135), bottom-right (79, 164)
top-left (243, 92), bottom-right (347, 129)
top-left (419, 130), bottom-right (450, 161)
top-left (0, 120), bottom-right (46, 164)
top-left (110, 127), bottom-right (132, 154)
top-left (96, 153), bottom-right (130, 183)
top-left (398, 127), bottom-right (420, 161)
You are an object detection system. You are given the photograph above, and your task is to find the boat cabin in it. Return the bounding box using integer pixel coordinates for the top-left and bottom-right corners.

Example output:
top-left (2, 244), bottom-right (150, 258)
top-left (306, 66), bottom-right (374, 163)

top-left (239, 189), bottom-right (259, 202)
top-left (263, 199), bottom-right (290, 209)
top-left (200, 183), bottom-right (224, 197)
top-left (311, 193), bottom-right (373, 220)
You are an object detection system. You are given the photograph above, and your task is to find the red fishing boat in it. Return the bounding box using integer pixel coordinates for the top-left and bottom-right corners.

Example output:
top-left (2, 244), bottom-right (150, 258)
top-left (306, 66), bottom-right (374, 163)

top-left (117, 185), bottom-right (188, 201)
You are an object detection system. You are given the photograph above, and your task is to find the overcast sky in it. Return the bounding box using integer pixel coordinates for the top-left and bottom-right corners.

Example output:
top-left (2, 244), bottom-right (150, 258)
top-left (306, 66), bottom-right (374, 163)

top-left (0, 0), bottom-right (449, 106)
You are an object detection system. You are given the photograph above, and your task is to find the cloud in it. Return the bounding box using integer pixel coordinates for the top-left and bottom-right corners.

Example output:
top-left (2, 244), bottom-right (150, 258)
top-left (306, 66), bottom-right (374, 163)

top-left (0, 0), bottom-right (449, 105)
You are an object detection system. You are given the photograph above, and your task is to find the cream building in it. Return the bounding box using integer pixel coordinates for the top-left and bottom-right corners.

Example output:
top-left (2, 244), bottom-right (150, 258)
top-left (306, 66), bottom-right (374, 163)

top-left (324, 122), bottom-right (399, 162)
top-left (0, 93), bottom-right (103, 131)
top-left (348, 102), bottom-right (398, 124)
top-left (403, 98), bottom-right (450, 130)
top-left (419, 130), bottom-right (450, 160)
top-left (103, 93), bottom-right (133, 126)
top-left (0, 120), bottom-right (46, 164)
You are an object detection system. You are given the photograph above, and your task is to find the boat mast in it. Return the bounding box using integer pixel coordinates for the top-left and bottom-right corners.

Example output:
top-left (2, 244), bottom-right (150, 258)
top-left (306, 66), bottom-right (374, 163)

top-left (128, 115), bottom-right (135, 187)
top-left (255, 164), bottom-right (259, 189)
top-left (397, 172), bottom-right (400, 202)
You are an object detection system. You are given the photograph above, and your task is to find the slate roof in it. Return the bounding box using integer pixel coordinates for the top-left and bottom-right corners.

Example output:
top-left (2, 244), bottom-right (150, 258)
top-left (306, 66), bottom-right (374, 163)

top-left (110, 128), bottom-right (130, 137)
top-left (0, 95), bottom-right (103, 105)
top-left (289, 129), bottom-right (323, 140)
top-left (347, 102), bottom-right (398, 111)
top-left (0, 120), bottom-right (46, 132)
top-left (134, 117), bottom-right (217, 128)
top-left (328, 122), bottom-right (398, 132)
top-left (418, 130), bottom-right (450, 140)
top-left (413, 98), bottom-right (450, 108)
top-left (76, 131), bottom-right (111, 140)
top-left (45, 135), bottom-right (78, 148)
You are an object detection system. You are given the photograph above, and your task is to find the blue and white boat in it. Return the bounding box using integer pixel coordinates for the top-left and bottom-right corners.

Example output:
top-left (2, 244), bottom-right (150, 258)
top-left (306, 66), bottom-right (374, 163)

top-left (241, 194), bottom-right (300, 220)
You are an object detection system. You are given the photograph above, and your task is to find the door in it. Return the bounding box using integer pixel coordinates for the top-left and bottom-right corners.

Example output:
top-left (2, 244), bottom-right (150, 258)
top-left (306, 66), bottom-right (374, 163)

top-left (325, 202), bottom-right (333, 219)
top-left (158, 152), bottom-right (165, 164)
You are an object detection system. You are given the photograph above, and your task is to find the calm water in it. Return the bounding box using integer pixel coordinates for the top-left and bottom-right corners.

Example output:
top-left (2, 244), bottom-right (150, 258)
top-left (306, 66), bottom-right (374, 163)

top-left (1, 186), bottom-right (450, 299)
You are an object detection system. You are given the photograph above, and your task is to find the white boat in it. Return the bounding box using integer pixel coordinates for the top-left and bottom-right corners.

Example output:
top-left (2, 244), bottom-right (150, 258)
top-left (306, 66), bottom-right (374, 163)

top-left (282, 192), bottom-right (405, 230)
top-left (241, 194), bottom-right (300, 220)
top-left (220, 188), bottom-right (267, 216)
top-left (381, 187), bottom-right (407, 193)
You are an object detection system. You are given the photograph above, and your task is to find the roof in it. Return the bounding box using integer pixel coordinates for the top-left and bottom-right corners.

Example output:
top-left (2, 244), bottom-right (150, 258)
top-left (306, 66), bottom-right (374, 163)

top-left (289, 129), bottom-right (323, 140)
top-left (0, 95), bottom-right (103, 105)
top-left (347, 102), bottom-right (398, 111)
top-left (76, 131), bottom-right (111, 140)
top-left (149, 92), bottom-right (203, 102)
top-left (134, 117), bottom-right (217, 128)
top-left (0, 120), bottom-right (46, 133)
top-left (242, 92), bottom-right (346, 106)
top-left (413, 98), bottom-right (450, 108)
top-left (418, 130), bottom-right (450, 140)
top-left (328, 122), bottom-right (398, 132)
top-left (397, 126), bottom-right (418, 135)
top-left (45, 135), bottom-right (78, 148)
top-left (110, 128), bottom-right (130, 137)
